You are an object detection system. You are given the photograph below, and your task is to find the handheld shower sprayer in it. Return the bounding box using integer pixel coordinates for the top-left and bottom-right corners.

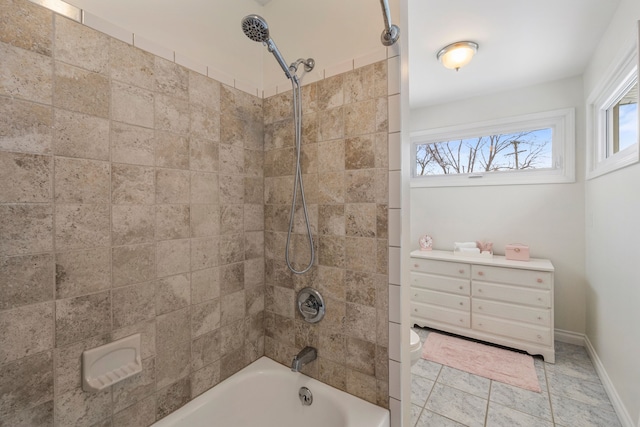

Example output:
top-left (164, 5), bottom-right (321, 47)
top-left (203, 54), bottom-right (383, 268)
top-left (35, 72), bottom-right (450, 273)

top-left (241, 15), bottom-right (314, 80)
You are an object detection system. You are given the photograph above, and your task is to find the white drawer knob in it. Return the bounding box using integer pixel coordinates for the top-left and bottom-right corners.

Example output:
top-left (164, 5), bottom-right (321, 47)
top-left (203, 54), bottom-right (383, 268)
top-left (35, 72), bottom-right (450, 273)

top-left (414, 264), bottom-right (419, 268)
top-left (478, 271), bottom-right (484, 276)
top-left (459, 302), bottom-right (463, 306)
top-left (537, 335), bottom-right (542, 339)
top-left (537, 278), bottom-right (543, 283)
top-left (459, 319), bottom-right (464, 323)
top-left (478, 306), bottom-right (483, 310)
top-left (478, 289), bottom-right (483, 292)
top-left (537, 316), bottom-right (542, 320)
top-left (538, 297), bottom-right (542, 301)
top-left (459, 286), bottom-right (464, 290)
top-left (459, 269), bottom-right (464, 274)
top-left (478, 322), bottom-right (483, 326)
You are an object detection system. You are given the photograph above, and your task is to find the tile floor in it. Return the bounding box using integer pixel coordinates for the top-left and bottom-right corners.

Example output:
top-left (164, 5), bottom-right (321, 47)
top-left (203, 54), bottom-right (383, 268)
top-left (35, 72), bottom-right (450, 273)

top-left (411, 327), bottom-right (623, 427)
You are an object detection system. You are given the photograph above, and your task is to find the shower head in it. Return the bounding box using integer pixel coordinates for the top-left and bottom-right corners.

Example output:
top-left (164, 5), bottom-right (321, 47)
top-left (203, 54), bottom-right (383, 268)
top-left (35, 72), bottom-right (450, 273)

top-left (241, 14), bottom-right (293, 80)
top-left (241, 14), bottom-right (270, 43)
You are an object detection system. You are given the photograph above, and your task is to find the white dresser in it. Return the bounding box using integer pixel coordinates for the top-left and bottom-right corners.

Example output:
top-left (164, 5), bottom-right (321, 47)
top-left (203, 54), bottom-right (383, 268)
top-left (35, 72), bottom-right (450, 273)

top-left (410, 249), bottom-right (555, 363)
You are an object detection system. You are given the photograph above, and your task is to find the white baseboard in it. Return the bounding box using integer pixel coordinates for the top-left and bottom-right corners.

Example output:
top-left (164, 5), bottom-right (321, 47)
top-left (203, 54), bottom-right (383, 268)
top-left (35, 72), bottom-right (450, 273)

top-left (584, 335), bottom-right (635, 427)
top-left (554, 328), bottom-right (586, 346)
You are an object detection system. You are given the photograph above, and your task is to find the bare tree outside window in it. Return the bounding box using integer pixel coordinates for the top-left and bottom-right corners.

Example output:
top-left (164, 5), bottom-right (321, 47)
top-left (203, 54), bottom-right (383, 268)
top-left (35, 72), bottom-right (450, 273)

top-left (415, 128), bottom-right (553, 176)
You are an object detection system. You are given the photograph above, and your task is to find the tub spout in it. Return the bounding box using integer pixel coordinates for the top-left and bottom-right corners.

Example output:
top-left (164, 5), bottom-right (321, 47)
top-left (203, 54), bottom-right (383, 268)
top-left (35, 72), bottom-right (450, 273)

top-left (291, 346), bottom-right (317, 372)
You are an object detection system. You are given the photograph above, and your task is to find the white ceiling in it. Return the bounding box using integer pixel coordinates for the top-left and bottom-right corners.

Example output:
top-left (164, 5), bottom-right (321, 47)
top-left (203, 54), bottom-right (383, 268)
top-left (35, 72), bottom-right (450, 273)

top-left (409, 0), bottom-right (621, 109)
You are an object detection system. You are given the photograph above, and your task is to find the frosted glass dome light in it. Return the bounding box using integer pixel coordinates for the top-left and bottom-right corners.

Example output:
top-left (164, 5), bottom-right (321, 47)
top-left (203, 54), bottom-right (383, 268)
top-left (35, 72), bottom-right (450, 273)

top-left (437, 41), bottom-right (479, 71)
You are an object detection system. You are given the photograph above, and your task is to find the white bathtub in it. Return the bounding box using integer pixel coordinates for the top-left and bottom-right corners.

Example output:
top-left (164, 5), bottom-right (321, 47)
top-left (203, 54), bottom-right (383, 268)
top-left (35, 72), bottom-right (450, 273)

top-left (152, 356), bottom-right (389, 427)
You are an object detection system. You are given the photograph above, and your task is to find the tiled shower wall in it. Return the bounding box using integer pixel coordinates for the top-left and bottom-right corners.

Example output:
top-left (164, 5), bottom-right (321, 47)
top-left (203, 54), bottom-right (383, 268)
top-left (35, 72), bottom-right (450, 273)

top-left (0, 0), bottom-right (264, 425)
top-left (263, 63), bottom-right (391, 407)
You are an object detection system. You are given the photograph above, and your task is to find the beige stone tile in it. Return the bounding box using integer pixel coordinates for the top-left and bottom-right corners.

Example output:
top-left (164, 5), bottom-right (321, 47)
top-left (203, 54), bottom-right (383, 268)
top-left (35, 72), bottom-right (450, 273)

top-left (0, 97), bottom-right (52, 154)
top-left (112, 357), bottom-right (155, 412)
top-left (55, 291), bottom-right (110, 346)
top-left (220, 262), bottom-right (244, 296)
top-left (109, 39), bottom-right (155, 90)
top-left (55, 334), bottom-right (110, 395)
top-left (0, 301), bottom-right (53, 364)
top-left (191, 360), bottom-right (221, 398)
top-left (264, 147), bottom-right (294, 178)
top-left (111, 205), bottom-right (155, 246)
top-left (0, 399), bottom-right (53, 427)
top-left (191, 329), bottom-right (221, 371)
top-left (344, 64), bottom-right (376, 104)
top-left (376, 239), bottom-right (388, 275)
top-left (319, 357), bottom-right (347, 391)
top-left (318, 330), bottom-right (346, 364)
top-left (345, 236), bottom-right (376, 273)
top-left (301, 143), bottom-right (318, 174)
top-left (189, 71), bottom-right (220, 110)
top-left (0, 42), bottom-right (52, 104)
top-left (345, 135), bottom-right (376, 170)
top-left (157, 307), bottom-right (190, 347)
top-left (318, 74), bottom-right (344, 110)
top-left (265, 286), bottom-right (294, 320)
top-left (219, 144), bottom-right (244, 175)
top-left (220, 321), bottom-right (245, 361)
top-left (190, 172), bottom-right (218, 204)
top-left (0, 152), bottom-right (51, 203)
top-left (317, 171), bottom-right (345, 204)
top-left (345, 169), bottom-right (376, 203)
top-left (190, 105), bottom-right (220, 141)
top-left (53, 109), bottom-right (109, 160)
top-left (244, 148), bottom-right (263, 177)
top-left (0, 204), bottom-right (53, 256)
top-left (376, 97), bottom-right (388, 132)
top-left (112, 319), bottom-right (156, 360)
top-left (156, 273), bottom-right (190, 315)
top-left (244, 258), bottom-right (264, 287)
top-left (190, 138), bottom-right (218, 172)
top-left (376, 204), bottom-right (388, 239)
top-left (0, 0), bottom-right (53, 56)
top-left (318, 107), bottom-right (344, 141)
top-left (112, 282), bottom-right (156, 329)
top-left (55, 248), bottom-right (110, 299)
top-left (344, 100), bottom-right (377, 137)
top-left (318, 204), bottom-right (345, 236)
top-left (156, 168), bottom-right (190, 204)
top-left (374, 132), bottom-right (388, 168)
top-left (264, 176), bottom-right (293, 205)
top-left (111, 81), bottom-right (154, 128)
top-left (54, 157), bottom-right (110, 204)
top-left (219, 175), bottom-right (244, 205)
top-left (191, 267), bottom-right (219, 304)
top-left (190, 237), bottom-right (218, 271)
top-left (347, 369), bottom-right (377, 404)
top-left (155, 94), bottom-right (189, 135)
top-left (155, 57), bottom-right (188, 98)
top-left (113, 395), bottom-right (156, 427)
top-left (375, 345), bottom-right (389, 380)
top-left (220, 290), bottom-right (245, 327)
top-left (346, 270), bottom-right (377, 308)
top-left (111, 164), bottom-right (154, 205)
top-left (54, 15), bottom-right (108, 74)
top-left (111, 122), bottom-right (155, 166)
top-left (112, 243), bottom-right (155, 288)
top-left (318, 235), bottom-right (345, 268)
top-left (345, 203), bottom-right (377, 238)
top-left (219, 233), bottom-right (244, 265)
top-left (264, 204), bottom-right (288, 233)
top-left (245, 285), bottom-right (264, 316)
top-left (264, 119), bottom-right (294, 151)
top-left (157, 239), bottom-right (190, 278)
top-left (294, 318), bottom-right (318, 349)
top-left (0, 253), bottom-right (53, 310)
top-left (54, 61), bottom-right (109, 118)
top-left (54, 386), bottom-right (111, 427)
top-left (220, 205), bottom-right (244, 235)
top-left (346, 336), bottom-right (376, 376)
top-left (317, 266), bottom-right (346, 301)
top-left (190, 204), bottom-right (219, 238)
top-left (244, 231), bottom-right (264, 260)
top-left (345, 301), bottom-right (377, 343)
top-left (191, 299), bottom-right (221, 338)
top-left (155, 205), bottom-right (190, 240)
top-left (0, 351), bottom-right (53, 419)
top-left (244, 177), bottom-right (264, 205)
top-left (156, 376), bottom-right (190, 419)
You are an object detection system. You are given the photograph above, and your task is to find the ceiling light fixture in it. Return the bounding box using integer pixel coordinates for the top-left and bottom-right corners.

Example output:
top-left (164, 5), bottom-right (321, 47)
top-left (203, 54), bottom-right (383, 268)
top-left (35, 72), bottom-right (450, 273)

top-left (437, 41), bottom-right (478, 71)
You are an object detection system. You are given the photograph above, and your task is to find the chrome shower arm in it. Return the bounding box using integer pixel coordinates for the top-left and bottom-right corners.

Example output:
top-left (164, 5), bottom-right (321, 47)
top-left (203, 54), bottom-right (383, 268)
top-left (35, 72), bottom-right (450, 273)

top-left (379, 0), bottom-right (400, 46)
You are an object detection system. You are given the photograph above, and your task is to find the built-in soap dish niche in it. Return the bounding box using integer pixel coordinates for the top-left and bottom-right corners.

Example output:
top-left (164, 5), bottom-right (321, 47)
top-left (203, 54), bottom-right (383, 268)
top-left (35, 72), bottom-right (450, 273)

top-left (82, 334), bottom-right (142, 392)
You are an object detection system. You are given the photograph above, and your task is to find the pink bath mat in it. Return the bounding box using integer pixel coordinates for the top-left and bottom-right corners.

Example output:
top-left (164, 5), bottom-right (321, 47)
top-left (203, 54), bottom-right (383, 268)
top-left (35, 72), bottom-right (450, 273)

top-left (422, 332), bottom-right (541, 392)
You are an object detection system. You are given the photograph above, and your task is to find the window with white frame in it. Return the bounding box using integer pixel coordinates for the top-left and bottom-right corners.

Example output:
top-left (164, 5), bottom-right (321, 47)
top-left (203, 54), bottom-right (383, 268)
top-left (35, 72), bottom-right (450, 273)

top-left (587, 37), bottom-right (639, 180)
top-left (410, 108), bottom-right (575, 187)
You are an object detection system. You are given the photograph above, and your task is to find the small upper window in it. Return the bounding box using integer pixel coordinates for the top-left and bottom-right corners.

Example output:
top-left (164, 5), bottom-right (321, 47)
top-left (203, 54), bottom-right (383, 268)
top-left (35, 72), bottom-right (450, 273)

top-left (587, 36), bottom-right (639, 180)
top-left (411, 108), bottom-right (575, 187)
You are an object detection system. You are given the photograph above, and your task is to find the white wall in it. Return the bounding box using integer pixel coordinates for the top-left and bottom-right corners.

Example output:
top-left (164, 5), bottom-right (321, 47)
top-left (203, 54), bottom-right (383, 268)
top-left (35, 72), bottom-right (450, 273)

top-left (583, 0), bottom-right (640, 423)
top-left (410, 76), bottom-right (587, 334)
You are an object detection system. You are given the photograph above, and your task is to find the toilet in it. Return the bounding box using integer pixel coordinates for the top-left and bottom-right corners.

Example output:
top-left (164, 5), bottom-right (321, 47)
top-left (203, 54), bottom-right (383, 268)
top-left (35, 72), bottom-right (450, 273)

top-left (410, 329), bottom-right (422, 366)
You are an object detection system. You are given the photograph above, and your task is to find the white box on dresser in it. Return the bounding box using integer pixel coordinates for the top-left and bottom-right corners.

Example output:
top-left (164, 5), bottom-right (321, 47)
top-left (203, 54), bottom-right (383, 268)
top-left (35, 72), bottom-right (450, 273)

top-left (410, 249), bottom-right (555, 363)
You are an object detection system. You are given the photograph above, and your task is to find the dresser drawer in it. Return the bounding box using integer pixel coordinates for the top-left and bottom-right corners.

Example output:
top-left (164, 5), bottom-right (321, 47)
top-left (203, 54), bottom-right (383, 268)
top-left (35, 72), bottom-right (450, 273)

top-left (412, 288), bottom-right (470, 311)
top-left (473, 314), bottom-right (552, 346)
top-left (472, 282), bottom-right (550, 308)
top-left (472, 299), bottom-right (550, 327)
top-left (471, 265), bottom-right (551, 289)
top-left (411, 258), bottom-right (470, 279)
top-left (411, 302), bottom-right (470, 328)
top-left (410, 272), bottom-right (470, 295)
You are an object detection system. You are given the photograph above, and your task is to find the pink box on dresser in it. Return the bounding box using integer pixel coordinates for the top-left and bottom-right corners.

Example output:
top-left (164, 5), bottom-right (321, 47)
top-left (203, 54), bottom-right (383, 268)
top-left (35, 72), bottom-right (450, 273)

top-left (505, 244), bottom-right (530, 261)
